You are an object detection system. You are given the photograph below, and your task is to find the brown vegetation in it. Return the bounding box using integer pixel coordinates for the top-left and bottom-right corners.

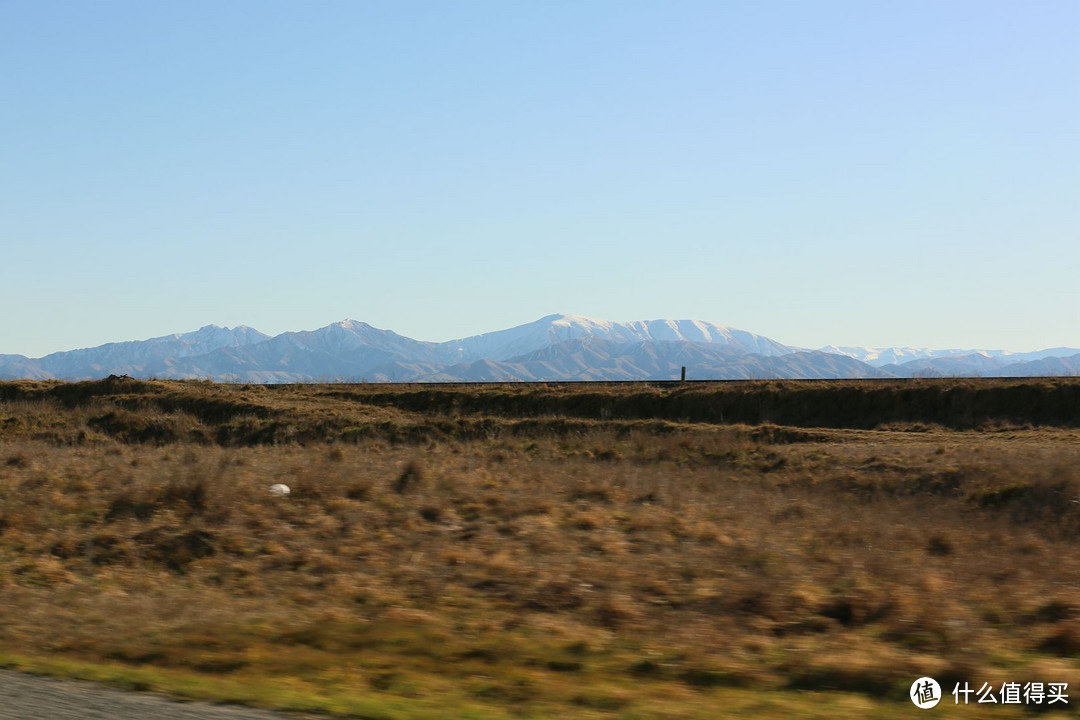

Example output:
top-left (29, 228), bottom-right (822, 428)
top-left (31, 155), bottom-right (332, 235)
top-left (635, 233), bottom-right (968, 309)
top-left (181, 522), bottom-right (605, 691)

top-left (1, 378), bottom-right (1079, 718)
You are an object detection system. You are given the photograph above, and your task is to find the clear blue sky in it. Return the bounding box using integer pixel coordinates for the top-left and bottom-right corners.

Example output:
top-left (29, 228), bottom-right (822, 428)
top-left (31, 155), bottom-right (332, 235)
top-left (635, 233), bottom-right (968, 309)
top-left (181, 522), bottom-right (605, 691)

top-left (2, 0), bottom-right (1077, 357)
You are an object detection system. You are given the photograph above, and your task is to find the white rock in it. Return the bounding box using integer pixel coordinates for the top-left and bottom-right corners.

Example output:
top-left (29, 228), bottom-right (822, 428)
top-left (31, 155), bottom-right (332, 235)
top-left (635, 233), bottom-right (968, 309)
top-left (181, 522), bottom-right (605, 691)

top-left (268, 483), bottom-right (291, 497)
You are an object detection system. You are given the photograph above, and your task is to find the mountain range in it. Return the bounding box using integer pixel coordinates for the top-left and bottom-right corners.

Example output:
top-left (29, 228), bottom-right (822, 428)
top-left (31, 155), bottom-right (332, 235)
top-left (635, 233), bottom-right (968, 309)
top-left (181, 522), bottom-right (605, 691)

top-left (2, 314), bottom-right (1078, 383)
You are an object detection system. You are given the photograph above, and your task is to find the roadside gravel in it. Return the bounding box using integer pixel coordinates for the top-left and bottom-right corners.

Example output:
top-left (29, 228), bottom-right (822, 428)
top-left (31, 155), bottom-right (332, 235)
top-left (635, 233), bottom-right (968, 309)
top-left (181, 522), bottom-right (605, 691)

top-left (0, 670), bottom-right (318, 720)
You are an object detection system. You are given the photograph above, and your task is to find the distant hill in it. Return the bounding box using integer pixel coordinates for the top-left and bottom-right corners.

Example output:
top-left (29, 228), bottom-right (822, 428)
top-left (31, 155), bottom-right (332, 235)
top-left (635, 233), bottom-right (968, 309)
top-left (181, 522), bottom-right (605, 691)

top-left (1, 315), bottom-right (1077, 382)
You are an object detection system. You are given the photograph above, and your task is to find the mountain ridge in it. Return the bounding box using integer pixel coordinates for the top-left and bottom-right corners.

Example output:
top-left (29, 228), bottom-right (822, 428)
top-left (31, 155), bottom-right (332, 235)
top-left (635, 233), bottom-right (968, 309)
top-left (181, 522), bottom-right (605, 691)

top-left (1, 315), bottom-right (1077, 382)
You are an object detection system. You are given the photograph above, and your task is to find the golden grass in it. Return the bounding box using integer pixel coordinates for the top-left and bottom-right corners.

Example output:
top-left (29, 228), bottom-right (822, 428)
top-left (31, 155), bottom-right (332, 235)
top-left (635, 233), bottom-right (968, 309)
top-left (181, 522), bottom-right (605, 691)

top-left (2, 378), bottom-right (1080, 717)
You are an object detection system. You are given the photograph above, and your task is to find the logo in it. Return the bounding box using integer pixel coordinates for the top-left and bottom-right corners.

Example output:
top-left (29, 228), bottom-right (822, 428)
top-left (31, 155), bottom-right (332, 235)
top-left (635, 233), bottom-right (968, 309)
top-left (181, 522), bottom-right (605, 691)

top-left (911, 677), bottom-right (942, 709)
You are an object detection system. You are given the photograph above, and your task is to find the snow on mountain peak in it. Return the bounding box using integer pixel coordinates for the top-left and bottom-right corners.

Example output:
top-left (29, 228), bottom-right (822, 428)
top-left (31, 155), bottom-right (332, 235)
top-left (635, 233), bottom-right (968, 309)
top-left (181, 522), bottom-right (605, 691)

top-left (436, 314), bottom-right (792, 363)
top-left (543, 314), bottom-right (616, 330)
top-left (6, 313), bottom-right (1079, 382)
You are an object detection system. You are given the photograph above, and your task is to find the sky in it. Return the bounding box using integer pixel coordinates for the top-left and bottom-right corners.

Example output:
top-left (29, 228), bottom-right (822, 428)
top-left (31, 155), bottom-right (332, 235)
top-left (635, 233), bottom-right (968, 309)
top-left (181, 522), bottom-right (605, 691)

top-left (1, 0), bottom-right (1078, 357)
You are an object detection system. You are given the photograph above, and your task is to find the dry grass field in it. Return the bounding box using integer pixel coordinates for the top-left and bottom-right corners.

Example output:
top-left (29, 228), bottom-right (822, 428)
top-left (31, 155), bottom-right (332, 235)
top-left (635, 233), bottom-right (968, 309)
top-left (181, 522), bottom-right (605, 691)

top-left (1, 377), bottom-right (1080, 718)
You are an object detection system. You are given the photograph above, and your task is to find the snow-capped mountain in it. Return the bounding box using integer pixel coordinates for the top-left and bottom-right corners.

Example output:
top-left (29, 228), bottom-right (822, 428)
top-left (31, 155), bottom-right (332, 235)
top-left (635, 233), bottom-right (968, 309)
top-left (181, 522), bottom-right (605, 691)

top-left (821, 345), bottom-right (1080, 368)
top-left (1, 315), bottom-right (1077, 382)
top-left (819, 346), bottom-right (977, 367)
top-left (437, 314), bottom-right (793, 363)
